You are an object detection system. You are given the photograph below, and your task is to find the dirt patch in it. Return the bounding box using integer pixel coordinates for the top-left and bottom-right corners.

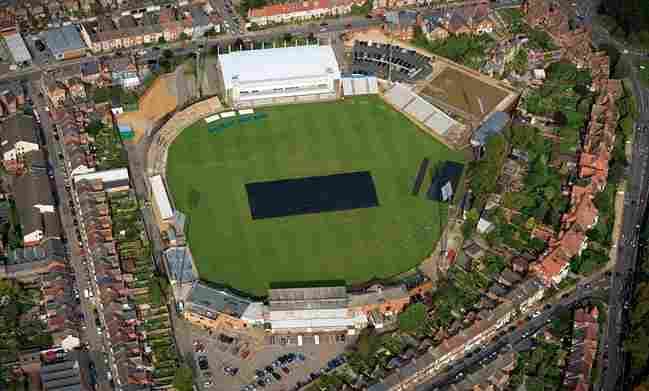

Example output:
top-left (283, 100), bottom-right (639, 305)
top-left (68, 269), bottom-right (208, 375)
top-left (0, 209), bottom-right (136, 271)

top-left (117, 74), bottom-right (179, 142)
top-left (423, 67), bottom-right (509, 119)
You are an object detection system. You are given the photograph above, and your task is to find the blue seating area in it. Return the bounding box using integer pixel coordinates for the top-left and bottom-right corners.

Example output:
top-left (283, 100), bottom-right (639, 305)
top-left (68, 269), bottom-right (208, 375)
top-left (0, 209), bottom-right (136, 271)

top-left (207, 113), bottom-right (268, 134)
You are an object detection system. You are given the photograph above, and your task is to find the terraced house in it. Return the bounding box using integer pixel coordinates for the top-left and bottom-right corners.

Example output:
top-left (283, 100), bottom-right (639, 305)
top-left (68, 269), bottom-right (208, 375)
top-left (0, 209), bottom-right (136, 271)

top-left (76, 170), bottom-right (178, 387)
top-left (247, 0), bottom-right (366, 26)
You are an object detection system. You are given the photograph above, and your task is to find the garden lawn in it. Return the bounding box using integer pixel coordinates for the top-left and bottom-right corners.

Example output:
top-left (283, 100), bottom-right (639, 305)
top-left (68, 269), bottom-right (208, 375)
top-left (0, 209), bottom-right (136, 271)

top-left (166, 96), bottom-right (462, 296)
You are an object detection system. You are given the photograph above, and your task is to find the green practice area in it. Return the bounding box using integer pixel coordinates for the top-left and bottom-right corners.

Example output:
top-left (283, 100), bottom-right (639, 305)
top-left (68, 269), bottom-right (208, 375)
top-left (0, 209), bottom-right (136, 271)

top-left (166, 96), bottom-right (462, 296)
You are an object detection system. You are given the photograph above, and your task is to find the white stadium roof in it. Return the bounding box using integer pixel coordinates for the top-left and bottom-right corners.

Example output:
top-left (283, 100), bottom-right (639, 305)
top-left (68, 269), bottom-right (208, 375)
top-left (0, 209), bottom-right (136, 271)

top-left (218, 45), bottom-right (341, 90)
top-left (5, 33), bottom-right (32, 64)
top-left (73, 167), bottom-right (129, 185)
top-left (150, 175), bottom-right (173, 220)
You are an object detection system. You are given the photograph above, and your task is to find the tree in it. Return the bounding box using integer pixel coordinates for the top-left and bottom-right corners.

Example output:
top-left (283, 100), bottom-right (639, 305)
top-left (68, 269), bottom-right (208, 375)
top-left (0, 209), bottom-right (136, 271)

top-left (463, 208), bottom-right (479, 238)
top-left (398, 303), bottom-right (427, 333)
top-left (547, 61), bottom-right (578, 81)
top-left (163, 49), bottom-right (174, 59)
top-left (85, 119), bottom-right (104, 136)
top-left (553, 111), bottom-right (568, 127)
top-left (158, 36), bottom-right (166, 44)
top-left (172, 365), bottom-right (194, 391)
top-left (180, 32), bottom-right (190, 41)
top-left (510, 47), bottom-right (528, 74)
top-left (469, 133), bottom-right (508, 201)
top-left (509, 124), bottom-right (538, 150)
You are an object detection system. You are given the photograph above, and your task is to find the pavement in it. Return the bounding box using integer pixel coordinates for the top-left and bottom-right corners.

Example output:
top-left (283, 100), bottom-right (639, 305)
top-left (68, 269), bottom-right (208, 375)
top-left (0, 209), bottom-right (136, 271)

top-left (568, 0), bottom-right (649, 389)
top-left (28, 79), bottom-right (113, 391)
top-left (415, 276), bottom-right (610, 391)
top-left (186, 326), bottom-right (352, 391)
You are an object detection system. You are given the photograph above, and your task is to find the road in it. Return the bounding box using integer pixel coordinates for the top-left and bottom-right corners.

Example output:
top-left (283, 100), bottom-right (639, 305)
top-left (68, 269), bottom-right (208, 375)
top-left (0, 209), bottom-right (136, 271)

top-left (414, 276), bottom-right (610, 391)
top-left (566, 0), bottom-right (649, 388)
top-left (29, 79), bottom-right (115, 391)
top-left (0, 0), bottom-right (527, 83)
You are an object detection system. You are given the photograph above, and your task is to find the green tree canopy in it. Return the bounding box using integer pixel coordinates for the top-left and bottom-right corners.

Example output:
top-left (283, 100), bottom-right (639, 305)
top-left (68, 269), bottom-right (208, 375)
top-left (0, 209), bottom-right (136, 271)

top-left (172, 365), bottom-right (194, 391)
top-left (398, 303), bottom-right (427, 333)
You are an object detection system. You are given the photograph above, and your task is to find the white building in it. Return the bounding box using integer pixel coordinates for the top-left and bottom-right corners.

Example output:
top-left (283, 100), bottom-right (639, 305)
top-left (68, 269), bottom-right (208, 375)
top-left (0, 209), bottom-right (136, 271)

top-left (150, 175), bottom-right (174, 221)
top-left (267, 286), bottom-right (356, 333)
top-left (218, 45), bottom-right (341, 107)
top-left (247, 0), bottom-right (361, 26)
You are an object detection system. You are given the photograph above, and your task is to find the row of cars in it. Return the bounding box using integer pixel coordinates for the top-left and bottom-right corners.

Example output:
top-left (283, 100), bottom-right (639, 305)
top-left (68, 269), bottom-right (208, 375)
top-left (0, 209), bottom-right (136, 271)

top-left (242, 353), bottom-right (306, 391)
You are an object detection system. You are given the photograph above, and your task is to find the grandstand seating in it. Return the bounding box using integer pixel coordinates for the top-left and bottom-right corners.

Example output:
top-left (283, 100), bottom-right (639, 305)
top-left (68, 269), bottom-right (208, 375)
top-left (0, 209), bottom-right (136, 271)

top-left (341, 76), bottom-right (378, 96)
top-left (383, 84), bottom-right (458, 136)
top-left (351, 41), bottom-right (433, 82)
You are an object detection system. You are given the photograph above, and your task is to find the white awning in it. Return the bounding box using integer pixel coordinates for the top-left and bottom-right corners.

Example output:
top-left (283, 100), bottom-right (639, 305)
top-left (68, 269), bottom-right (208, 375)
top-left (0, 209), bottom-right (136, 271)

top-left (150, 175), bottom-right (173, 220)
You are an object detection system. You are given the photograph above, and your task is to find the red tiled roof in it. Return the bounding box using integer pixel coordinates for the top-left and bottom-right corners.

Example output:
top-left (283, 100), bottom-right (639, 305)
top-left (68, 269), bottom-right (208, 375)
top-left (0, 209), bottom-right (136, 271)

top-left (248, 0), bottom-right (331, 18)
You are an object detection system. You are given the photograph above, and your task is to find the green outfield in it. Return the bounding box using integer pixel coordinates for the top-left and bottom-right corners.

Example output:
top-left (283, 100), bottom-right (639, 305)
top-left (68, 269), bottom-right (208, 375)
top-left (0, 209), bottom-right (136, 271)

top-left (166, 96), bottom-right (462, 296)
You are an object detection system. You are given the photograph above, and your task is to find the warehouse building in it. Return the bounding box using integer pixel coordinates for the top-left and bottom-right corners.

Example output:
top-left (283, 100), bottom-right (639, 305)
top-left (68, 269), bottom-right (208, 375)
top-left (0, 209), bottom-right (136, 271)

top-left (73, 168), bottom-right (130, 191)
top-left (183, 282), bottom-right (264, 329)
top-left (217, 45), bottom-right (341, 107)
top-left (150, 174), bottom-right (174, 222)
top-left (41, 25), bottom-right (87, 60)
top-left (267, 286), bottom-right (359, 333)
top-left (5, 33), bottom-right (32, 66)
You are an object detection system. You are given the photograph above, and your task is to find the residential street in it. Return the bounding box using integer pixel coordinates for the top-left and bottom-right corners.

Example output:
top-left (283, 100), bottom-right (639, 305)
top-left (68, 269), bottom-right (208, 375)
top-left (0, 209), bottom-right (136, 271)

top-left (29, 79), bottom-right (114, 391)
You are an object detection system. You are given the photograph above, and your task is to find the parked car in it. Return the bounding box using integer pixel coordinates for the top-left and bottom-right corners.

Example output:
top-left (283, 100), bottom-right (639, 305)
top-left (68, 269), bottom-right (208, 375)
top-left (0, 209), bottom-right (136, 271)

top-left (198, 357), bottom-right (209, 370)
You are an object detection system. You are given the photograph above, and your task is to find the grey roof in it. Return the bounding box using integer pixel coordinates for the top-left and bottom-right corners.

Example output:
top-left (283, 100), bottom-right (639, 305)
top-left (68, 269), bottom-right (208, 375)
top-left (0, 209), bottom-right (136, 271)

top-left (385, 10), bottom-right (418, 26)
top-left (471, 111), bottom-right (510, 146)
top-left (190, 7), bottom-right (211, 27)
top-left (42, 25), bottom-right (86, 57)
top-left (5, 33), bottom-right (32, 63)
top-left (399, 361), bottom-right (418, 378)
top-left (81, 60), bottom-right (100, 77)
top-left (41, 368), bottom-right (79, 382)
top-left (268, 286), bottom-right (349, 311)
top-left (7, 238), bottom-right (63, 265)
top-left (1, 114), bottom-right (37, 155)
top-left (367, 382), bottom-right (389, 391)
top-left (40, 357), bottom-right (82, 391)
top-left (349, 285), bottom-right (409, 308)
top-left (186, 282), bottom-right (252, 319)
top-left (13, 151), bottom-right (55, 236)
top-left (164, 246), bottom-right (196, 283)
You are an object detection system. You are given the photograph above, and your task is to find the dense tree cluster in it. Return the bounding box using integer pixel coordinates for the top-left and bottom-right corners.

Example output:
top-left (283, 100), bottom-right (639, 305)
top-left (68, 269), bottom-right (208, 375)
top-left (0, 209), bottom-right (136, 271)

top-left (600, 0), bottom-right (649, 36)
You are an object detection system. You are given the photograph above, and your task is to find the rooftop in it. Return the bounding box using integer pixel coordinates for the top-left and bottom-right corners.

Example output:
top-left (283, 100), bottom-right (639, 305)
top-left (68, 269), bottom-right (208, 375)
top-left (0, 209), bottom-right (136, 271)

top-left (164, 246), bottom-right (196, 284)
top-left (218, 45), bottom-right (341, 90)
top-left (5, 32), bottom-right (31, 63)
top-left (269, 286), bottom-right (349, 311)
top-left (42, 25), bottom-right (86, 57)
top-left (186, 282), bottom-right (252, 319)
